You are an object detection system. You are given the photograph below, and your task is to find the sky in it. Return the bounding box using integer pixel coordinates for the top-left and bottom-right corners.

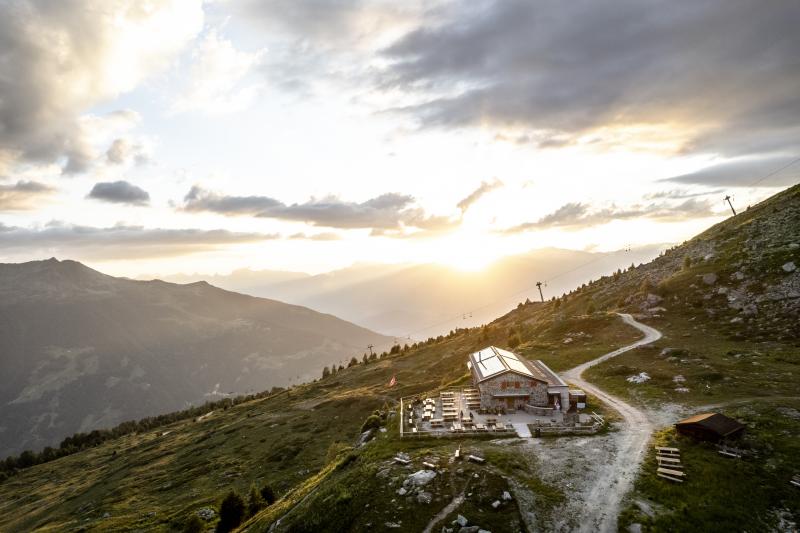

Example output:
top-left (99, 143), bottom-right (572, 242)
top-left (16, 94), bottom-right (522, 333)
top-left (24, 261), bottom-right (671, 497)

top-left (0, 0), bottom-right (798, 277)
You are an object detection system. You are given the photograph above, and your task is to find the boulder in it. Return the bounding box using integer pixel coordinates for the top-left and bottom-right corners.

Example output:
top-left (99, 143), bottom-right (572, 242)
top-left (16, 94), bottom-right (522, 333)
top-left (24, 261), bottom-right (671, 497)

top-left (196, 508), bottom-right (215, 521)
top-left (455, 515), bottom-right (468, 527)
top-left (356, 429), bottom-right (374, 447)
top-left (405, 470), bottom-right (436, 488)
top-left (626, 372), bottom-right (650, 384)
top-left (502, 491), bottom-right (512, 501)
top-left (702, 273), bottom-right (718, 285)
top-left (491, 500), bottom-right (501, 509)
top-left (397, 487), bottom-right (408, 496)
top-left (782, 261), bottom-right (796, 273)
top-left (417, 491), bottom-right (432, 504)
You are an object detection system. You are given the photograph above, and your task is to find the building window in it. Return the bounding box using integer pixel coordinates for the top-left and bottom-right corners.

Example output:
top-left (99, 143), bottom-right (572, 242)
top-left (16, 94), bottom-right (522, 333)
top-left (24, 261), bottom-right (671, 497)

top-left (501, 381), bottom-right (507, 390)
top-left (514, 381), bottom-right (520, 389)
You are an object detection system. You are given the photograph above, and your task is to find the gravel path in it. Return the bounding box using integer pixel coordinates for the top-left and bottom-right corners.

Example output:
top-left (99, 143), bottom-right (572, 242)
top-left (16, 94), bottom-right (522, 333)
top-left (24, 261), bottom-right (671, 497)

top-left (558, 313), bottom-right (662, 533)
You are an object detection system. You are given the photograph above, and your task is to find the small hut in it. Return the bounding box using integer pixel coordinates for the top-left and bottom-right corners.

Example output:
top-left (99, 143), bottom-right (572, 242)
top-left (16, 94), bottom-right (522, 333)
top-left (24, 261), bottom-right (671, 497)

top-left (675, 412), bottom-right (745, 442)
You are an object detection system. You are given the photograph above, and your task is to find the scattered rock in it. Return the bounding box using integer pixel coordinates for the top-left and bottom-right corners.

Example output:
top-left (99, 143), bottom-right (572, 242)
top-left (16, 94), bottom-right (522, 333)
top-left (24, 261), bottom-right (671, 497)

top-left (397, 487), bottom-right (408, 496)
top-left (673, 375), bottom-right (685, 383)
top-left (458, 527), bottom-right (480, 533)
top-left (385, 522), bottom-right (402, 528)
top-left (196, 508), bottom-right (215, 521)
top-left (502, 491), bottom-right (512, 501)
top-left (626, 372), bottom-right (650, 384)
top-left (675, 387), bottom-right (690, 393)
top-left (356, 429), bottom-right (374, 447)
top-left (455, 515), bottom-right (468, 527)
top-left (702, 273), bottom-right (718, 285)
top-left (405, 470), bottom-right (436, 488)
top-left (491, 500), bottom-right (501, 509)
top-left (782, 261), bottom-right (796, 273)
top-left (417, 491), bottom-right (432, 504)
top-left (628, 524), bottom-right (643, 533)
top-left (101, 512), bottom-right (110, 519)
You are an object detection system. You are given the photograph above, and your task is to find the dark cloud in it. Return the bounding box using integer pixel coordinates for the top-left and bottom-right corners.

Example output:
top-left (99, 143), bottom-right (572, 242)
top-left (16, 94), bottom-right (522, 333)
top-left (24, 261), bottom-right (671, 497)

top-left (0, 222), bottom-right (276, 260)
top-left (0, 180), bottom-right (56, 211)
top-left (88, 181), bottom-right (150, 206)
top-left (457, 178), bottom-right (503, 212)
top-left (182, 186), bottom-right (283, 216)
top-left (381, 0), bottom-right (800, 158)
top-left (504, 198), bottom-right (716, 233)
top-left (182, 186), bottom-right (455, 231)
top-left (662, 156), bottom-right (800, 188)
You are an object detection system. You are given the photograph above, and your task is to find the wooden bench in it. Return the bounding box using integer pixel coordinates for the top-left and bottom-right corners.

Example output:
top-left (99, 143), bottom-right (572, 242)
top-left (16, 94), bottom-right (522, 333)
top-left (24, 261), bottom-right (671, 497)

top-left (657, 456), bottom-right (681, 465)
top-left (422, 461), bottom-right (437, 469)
top-left (658, 472), bottom-right (684, 483)
top-left (394, 456), bottom-right (411, 465)
top-left (467, 455), bottom-right (485, 464)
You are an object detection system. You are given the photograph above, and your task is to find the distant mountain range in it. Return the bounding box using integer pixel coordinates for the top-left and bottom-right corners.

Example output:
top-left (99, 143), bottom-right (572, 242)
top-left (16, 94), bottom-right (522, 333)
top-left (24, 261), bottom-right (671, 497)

top-left (156, 247), bottom-right (664, 337)
top-left (0, 259), bottom-right (389, 456)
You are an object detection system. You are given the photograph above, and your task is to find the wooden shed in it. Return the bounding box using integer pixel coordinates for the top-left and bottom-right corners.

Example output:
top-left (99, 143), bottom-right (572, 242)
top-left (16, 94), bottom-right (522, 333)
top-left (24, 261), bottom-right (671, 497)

top-left (675, 412), bottom-right (745, 442)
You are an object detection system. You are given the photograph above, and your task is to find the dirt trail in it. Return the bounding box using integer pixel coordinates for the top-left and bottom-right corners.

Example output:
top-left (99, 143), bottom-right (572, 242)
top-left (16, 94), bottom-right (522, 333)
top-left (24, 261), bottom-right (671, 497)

top-left (559, 313), bottom-right (662, 533)
top-left (422, 491), bottom-right (465, 533)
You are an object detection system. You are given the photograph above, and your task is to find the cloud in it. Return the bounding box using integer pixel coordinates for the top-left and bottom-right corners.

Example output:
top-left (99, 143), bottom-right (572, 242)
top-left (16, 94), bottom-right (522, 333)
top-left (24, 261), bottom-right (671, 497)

top-left (0, 0), bottom-right (204, 173)
top-left (643, 188), bottom-right (723, 200)
top-left (0, 180), bottom-right (56, 211)
top-left (457, 178), bottom-right (503, 213)
top-left (172, 29), bottom-right (266, 114)
top-left (105, 138), bottom-right (150, 166)
top-left (288, 232), bottom-right (342, 241)
top-left (181, 186), bottom-right (455, 231)
top-left (662, 155), bottom-right (800, 188)
top-left (380, 0), bottom-right (800, 158)
top-left (87, 181), bottom-right (151, 206)
top-left (504, 198), bottom-right (716, 233)
top-left (0, 222), bottom-right (276, 260)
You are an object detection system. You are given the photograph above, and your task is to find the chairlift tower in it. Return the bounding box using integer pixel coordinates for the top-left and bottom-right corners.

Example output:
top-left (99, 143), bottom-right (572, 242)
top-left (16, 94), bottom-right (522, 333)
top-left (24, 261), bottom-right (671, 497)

top-left (536, 281), bottom-right (544, 303)
top-left (724, 195), bottom-right (737, 216)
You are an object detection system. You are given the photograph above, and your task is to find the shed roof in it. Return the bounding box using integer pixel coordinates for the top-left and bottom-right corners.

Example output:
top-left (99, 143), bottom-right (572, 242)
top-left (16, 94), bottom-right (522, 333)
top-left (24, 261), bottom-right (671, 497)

top-left (468, 346), bottom-right (566, 387)
top-left (675, 412), bottom-right (745, 437)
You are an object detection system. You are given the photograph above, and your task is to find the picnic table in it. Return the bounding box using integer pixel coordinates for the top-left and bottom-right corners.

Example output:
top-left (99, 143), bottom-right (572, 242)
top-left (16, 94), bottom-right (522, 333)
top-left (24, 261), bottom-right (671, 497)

top-left (475, 423), bottom-right (487, 431)
top-left (430, 418), bottom-right (444, 427)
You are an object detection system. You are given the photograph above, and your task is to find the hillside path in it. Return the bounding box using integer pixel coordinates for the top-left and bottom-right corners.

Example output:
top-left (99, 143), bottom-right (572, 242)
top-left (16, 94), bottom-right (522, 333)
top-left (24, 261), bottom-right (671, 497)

top-left (560, 313), bottom-right (662, 533)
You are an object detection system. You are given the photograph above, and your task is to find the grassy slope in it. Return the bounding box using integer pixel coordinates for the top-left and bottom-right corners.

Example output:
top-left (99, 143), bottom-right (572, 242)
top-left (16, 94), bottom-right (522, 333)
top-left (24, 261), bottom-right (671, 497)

top-left (0, 307), bottom-right (639, 532)
top-left (2, 185), bottom-right (798, 532)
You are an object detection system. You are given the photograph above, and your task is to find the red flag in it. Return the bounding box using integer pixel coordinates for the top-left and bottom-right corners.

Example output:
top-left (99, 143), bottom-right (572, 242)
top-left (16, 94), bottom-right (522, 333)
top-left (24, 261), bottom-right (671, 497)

top-left (388, 375), bottom-right (397, 387)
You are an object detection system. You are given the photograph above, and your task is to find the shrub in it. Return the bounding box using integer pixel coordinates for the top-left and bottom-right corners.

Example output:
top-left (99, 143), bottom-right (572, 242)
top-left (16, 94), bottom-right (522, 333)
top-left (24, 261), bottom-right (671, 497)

top-left (216, 490), bottom-right (246, 533)
top-left (508, 334), bottom-right (521, 349)
top-left (586, 301), bottom-right (597, 314)
top-left (683, 256), bottom-right (692, 270)
top-left (360, 414), bottom-right (381, 433)
top-left (247, 483), bottom-right (265, 516)
top-left (260, 484), bottom-right (276, 505)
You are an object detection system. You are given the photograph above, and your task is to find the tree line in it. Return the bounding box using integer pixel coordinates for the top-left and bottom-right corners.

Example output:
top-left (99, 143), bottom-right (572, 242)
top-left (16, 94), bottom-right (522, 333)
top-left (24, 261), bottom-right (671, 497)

top-left (0, 386), bottom-right (286, 482)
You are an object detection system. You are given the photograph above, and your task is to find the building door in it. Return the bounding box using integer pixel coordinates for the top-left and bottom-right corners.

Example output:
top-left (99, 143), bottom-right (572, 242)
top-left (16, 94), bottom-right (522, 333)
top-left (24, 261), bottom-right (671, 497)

top-left (506, 398), bottom-right (514, 409)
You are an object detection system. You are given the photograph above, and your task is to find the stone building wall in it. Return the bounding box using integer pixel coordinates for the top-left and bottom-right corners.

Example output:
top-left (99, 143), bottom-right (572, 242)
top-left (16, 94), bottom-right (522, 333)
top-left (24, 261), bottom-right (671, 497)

top-left (476, 373), bottom-right (549, 409)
